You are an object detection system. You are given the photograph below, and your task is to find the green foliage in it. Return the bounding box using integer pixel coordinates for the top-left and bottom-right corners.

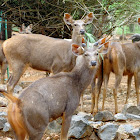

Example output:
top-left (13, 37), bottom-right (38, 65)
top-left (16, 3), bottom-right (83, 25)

top-left (0, 0), bottom-right (139, 38)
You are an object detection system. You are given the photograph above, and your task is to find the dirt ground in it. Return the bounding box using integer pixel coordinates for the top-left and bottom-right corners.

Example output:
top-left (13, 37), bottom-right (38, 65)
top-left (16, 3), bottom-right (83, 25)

top-left (0, 66), bottom-right (140, 140)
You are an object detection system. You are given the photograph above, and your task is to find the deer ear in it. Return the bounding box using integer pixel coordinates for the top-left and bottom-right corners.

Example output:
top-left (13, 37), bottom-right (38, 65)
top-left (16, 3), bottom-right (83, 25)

top-left (26, 24), bottom-right (33, 33)
top-left (101, 37), bottom-right (106, 44)
top-left (71, 44), bottom-right (85, 56)
top-left (28, 24), bottom-right (33, 30)
top-left (83, 12), bottom-right (94, 24)
top-left (138, 18), bottom-right (140, 25)
top-left (19, 23), bottom-right (25, 33)
top-left (21, 23), bottom-right (26, 30)
top-left (64, 13), bottom-right (74, 25)
top-left (97, 41), bottom-right (109, 54)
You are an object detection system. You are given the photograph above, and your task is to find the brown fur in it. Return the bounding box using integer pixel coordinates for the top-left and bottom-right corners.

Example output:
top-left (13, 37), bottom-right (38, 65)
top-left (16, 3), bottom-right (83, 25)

top-left (0, 24), bottom-right (33, 84)
top-left (92, 40), bottom-right (140, 114)
top-left (91, 39), bottom-right (126, 114)
top-left (0, 43), bottom-right (104, 140)
top-left (3, 13), bottom-right (94, 93)
top-left (0, 40), bottom-right (8, 84)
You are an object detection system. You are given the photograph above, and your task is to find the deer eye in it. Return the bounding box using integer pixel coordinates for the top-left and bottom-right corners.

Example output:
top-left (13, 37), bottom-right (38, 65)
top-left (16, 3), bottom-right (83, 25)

top-left (84, 53), bottom-right (88, 56)
top-left (96, 52), bottom-right (99, 55)
top-left (74, 24), bottom-right (78, 26)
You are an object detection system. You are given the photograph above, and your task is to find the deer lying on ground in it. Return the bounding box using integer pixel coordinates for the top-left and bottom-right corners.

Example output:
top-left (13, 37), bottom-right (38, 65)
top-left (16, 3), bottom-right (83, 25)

top-left (91, 38), bottom-right (140, 114)
top-left (0, 43), bottom-right (108, 140)
top-left (2, 12), bottom-right (93, 93)
top-left (0, 24), bottom-right (33, 84)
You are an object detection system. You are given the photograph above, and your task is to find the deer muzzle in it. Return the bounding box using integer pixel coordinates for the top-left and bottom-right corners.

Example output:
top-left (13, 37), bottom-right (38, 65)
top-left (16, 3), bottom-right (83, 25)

top-left (91, 61), bottom-right (97, 66)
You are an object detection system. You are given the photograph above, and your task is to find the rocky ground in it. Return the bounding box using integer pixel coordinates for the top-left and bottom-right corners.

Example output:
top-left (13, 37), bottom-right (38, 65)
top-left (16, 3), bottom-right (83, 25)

top-left (0, 66), bottom-right (140, 140)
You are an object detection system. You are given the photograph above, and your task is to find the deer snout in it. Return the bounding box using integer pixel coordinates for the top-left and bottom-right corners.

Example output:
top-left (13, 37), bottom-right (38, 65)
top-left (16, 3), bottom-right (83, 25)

top-left (91, 61), bottom-right (97, 66)
top-left (80, 29), bottom-right (85, 35)
top-left (94, 42), bottom-right (98, 46)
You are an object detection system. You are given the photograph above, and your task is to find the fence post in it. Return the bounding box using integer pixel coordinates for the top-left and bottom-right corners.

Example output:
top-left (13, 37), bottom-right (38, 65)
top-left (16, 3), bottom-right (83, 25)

top-left (5, 18), bottom-right (9, 79)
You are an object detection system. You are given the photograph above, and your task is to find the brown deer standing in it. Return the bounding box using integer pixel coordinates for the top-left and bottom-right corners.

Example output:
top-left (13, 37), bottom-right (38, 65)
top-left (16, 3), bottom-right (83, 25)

top-left (0, 43), bottom-right (108, 140)
top-left (0, 40), bottom-right (7, 84)
top-left (91, 38), bottom-right (140, 114)
top-left (122, 41), bottom-right (140, 105)
top-left (90, 37), bottom-right (126, 114)
top-left (0, 24), bottom-right (33, 84)
top-left (2, 13), bottom-right (94, 93)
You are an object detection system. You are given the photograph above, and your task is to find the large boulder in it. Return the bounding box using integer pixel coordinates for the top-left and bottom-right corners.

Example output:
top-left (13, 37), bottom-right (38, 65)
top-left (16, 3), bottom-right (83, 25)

top-left (114, 113), bottom-right (127, 122)
top-left (68, 115), bottom-right (93, 139)
top-left (97, 123), bottom-right (119, 140)
top-left (115, 124), bottom-right (133, 139)
top-left (94, 111), bottom-right (114, 122)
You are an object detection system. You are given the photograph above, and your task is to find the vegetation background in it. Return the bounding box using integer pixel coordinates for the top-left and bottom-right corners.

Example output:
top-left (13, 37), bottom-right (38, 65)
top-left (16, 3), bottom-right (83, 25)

top-left (0, 0), bottom-right (140, 40)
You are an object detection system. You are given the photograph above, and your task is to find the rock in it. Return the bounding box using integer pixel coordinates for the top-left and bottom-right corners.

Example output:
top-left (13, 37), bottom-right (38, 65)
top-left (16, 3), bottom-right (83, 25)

top-left (14, 85), bottom-right (23, 94)
top-left (54, 134), bottom-right (59, 140)
top-left (0, 112), bottom-right (7, 117)
top-left (68, 115), bottom-right (93, 139)
top-left (3, 138), bottom-right (13, 140)
top-left (130, 128), bottom-right (140, 140)
top-left (0, 117), bottom-right (7, 129)
top-left (47, 120), bottom-right (61, 133)
top-left (98, 123), bottom-right (119, 140)
top-left (114, 113), bottom-right (127, 122)
top-left (0, 97), bottom-right (8, 107)
top-left (122, 104), bottom-right (140, 115)
top-left (89, 131), bottom-right (99, 140)
top-left (0, 84), bottom-right (7, 91)
top-left (83, 94), bottom-right (91, 100)
top-left (88, 121), bottom-right (103, 129)
top-left (46, 137), bottom-right (51, 140)
top-left (94, 111), bottom-right (114, 122)
top-left (126, 113), bottom-right (140, 120)
top-left (77, 112), bottom-right (93, 120)
top-left (3, 122), bottom-right (11, 132)
top-left (115, 124), bottom-right (133, 139)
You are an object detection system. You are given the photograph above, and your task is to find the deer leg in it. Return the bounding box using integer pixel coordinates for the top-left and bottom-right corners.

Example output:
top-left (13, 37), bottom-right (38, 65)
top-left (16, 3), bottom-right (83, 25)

top-left (60, 112), bottom-right (72, 140)
top-left (7, 63), bottom-right (26, 93)
top-left (125, 75), bottom-right (133, 104)
top-left (1, 60), bottom-right (7, 84)
top-left (94, 75), bottom-right (103, 114)
top-left (113, 74), bottom-right (122, 114)
top-left (134, 72), bottom-right (139, 105)
top-left (8, 103), bottom-right (27, 140)
top-left (80, 93), bottom-right (84, 111)
top-left (102, 74), bottom-right (109, 111)
top-left (90, 78), bottom-right (96, 114)
top-left (28, 134), bottom-right (43, 140)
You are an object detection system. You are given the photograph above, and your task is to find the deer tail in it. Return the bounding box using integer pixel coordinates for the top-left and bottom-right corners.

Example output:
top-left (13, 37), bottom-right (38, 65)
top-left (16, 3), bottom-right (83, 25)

top-left (0, 89), bottom-right (19, 103)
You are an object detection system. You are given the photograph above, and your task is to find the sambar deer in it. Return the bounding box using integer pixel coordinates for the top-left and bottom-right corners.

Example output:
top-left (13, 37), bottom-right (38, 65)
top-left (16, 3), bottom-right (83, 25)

top-left (91, 39), bottom-right (140, 114)
top-left (2, 12), bottom-right (94, 93)
top-left (0, 43), bottom-right (108, 140)
top-left (90, 37), bottom-right (125, 114)
top-left (12, 23), bottom-right (33, 35)
top-left (0, 24), bottom-right (33, 84)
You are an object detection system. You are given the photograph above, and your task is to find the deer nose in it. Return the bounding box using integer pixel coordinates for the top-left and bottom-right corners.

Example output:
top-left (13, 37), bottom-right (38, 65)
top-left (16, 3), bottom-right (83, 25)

top-left (91, 61), bottom-right (97, 66)
top-left (94, 42), bottom-right (98, 46)
top-left (82, 43), bottom-right (86, 48)
top-left (80, 29), bottom-right (85, 35)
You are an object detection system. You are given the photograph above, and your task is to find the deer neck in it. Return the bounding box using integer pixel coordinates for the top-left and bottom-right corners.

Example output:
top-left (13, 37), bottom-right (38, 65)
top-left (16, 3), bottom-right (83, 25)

top-left (71, 56), bottom-right (96, 94)
top-left (71, 31), bottom-right (84, 45)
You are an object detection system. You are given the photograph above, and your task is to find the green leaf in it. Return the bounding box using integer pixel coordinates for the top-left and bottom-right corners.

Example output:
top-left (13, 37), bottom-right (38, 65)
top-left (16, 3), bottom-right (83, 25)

top-left (85, 32), bottom-right (96, 43)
